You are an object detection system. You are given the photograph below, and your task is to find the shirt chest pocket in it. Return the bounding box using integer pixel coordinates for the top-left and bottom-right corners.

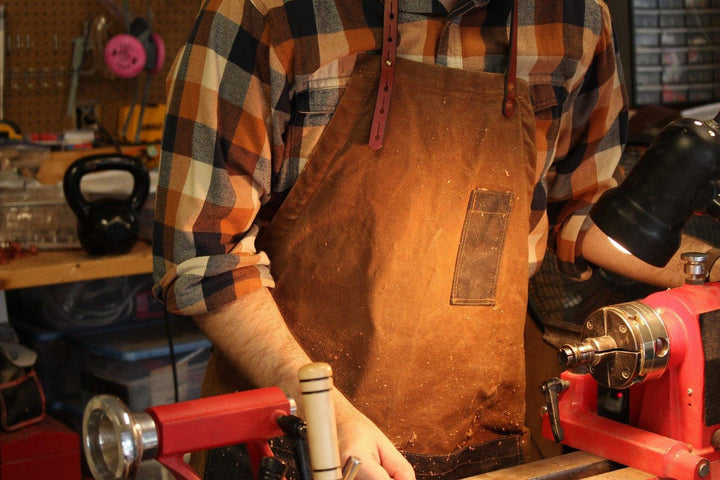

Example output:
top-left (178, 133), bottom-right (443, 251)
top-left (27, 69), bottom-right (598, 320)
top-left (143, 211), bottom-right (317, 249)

top-left (295, 77), bottom-right (349, 115)
top-left (284, 76), bottom-right (349, 163)
top-left (528, 81), bottom-right (566, 179)
top-left (529, 82), bottom-right (562, 119)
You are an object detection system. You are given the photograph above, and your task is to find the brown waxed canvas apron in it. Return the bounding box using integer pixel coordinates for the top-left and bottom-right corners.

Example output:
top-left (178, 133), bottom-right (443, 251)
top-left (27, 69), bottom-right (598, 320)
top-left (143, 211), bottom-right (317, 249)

top-left (199, 51), bottom-right (537, 478)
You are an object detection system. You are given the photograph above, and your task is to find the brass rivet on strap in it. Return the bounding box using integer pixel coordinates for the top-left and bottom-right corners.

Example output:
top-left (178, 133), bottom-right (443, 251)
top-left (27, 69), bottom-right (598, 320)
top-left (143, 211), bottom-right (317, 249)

top-left (385, 59), bottom-right (392, 66)
top-left (504, 100), bottom-right (515, 117)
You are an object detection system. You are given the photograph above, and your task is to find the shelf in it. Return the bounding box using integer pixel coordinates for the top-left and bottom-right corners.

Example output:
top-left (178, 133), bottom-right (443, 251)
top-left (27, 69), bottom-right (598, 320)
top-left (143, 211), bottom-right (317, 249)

top-left (0, 146), bottom-right (159, 290)
top-left (0, 241), bottom-right (153, 290)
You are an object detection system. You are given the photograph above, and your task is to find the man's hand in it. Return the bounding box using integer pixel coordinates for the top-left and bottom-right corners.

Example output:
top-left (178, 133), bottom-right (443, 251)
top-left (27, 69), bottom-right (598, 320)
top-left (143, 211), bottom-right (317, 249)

top-left (334, 394), bottom-right (416, 480)
top-left (194, 288), bottom-right (415, 480)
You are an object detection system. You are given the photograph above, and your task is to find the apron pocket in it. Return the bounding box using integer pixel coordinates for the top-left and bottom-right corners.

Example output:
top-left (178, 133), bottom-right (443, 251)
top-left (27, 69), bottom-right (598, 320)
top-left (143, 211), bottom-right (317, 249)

top-left (451, 189), bottom-right (514, 306)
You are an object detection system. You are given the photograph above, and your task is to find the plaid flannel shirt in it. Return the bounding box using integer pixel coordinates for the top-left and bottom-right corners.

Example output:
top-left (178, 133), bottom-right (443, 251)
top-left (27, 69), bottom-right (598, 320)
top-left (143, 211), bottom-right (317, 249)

top-left (154, 0), bottom-right (628, 315)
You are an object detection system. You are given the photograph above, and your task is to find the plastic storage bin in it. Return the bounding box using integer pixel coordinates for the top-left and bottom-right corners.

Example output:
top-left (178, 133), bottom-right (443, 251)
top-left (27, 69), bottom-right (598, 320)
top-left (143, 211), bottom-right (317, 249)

top-left (0, 186), bottom-right (79, 248)
top-left (11, 274), bottom-right (164, 332)
top-left (72, 318), bottom-right (211, 411)
top-left (0, 145), bottom-right (79, 248)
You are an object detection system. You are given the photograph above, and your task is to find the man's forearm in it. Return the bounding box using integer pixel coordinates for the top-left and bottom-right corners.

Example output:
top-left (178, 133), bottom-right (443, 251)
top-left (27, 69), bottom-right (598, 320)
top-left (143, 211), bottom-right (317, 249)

top-left (582, 223), bottom-right (719, 288)
top-left (193, 287), bottom-right (313, 404)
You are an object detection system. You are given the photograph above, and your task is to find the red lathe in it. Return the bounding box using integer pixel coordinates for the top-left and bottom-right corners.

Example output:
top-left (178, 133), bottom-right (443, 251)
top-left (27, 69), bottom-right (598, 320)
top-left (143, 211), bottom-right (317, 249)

top-left (542, 255), bottom-right (720, 479)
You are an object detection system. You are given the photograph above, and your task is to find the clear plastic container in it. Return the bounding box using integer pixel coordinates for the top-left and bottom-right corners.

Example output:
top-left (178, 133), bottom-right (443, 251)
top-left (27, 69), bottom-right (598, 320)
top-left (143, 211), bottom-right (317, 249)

top-left (0, 185), bottom-right (79, 248)
top-left (80, 348), bottom-right (210, 411)
top-left (634, 0), bottom-right (659, 7)
top-left (636, 50), bottom-right (663, 65)
top-left (687, 0), bottom-right (711, 7)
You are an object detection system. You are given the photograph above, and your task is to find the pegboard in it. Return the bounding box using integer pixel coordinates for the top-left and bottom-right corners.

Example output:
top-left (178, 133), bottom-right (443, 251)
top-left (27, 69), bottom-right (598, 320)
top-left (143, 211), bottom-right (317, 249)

top-left (3, 0), bottom-right (200, 138)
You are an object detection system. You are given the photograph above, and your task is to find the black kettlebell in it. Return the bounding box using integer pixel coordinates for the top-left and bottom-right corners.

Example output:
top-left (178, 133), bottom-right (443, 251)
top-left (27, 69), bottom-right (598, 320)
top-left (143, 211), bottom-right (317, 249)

top-left (63, 154), bottom-right (150, 255)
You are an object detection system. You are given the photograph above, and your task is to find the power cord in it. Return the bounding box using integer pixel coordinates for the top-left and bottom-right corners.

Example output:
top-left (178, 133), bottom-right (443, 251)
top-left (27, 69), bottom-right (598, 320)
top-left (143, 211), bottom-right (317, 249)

top-left (42, 277), bottom-right (143, 328)
top-left (163, 306), bottom-right (179, 403)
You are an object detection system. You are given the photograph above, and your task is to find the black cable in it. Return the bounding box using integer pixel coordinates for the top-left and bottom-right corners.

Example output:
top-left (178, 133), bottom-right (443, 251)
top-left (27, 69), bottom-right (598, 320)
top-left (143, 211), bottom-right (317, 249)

top-left (276, 415), bottom-right (313, 480)
top-left (163, 307), bottom-right (180, 403)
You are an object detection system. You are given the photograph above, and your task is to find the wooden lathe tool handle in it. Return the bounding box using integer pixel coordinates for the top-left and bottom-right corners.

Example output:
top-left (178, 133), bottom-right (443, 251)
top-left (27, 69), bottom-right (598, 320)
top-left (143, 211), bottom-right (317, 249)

top-left (299, 362), bottom-right (342, 480)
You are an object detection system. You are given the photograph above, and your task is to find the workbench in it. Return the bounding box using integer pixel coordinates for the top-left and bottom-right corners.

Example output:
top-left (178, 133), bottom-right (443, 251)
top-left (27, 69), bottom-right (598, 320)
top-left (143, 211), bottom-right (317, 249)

top-left (469, 451), bottom-right (653, 480)
top-left (0, 146), bottom-right (154, 291)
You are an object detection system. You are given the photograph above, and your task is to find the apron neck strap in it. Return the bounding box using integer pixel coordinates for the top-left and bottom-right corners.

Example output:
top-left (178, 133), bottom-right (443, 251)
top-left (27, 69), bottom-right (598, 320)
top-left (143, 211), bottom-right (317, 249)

top-left (503, 0), bottom-right (519, 118)
top-left (369, 0), bottom-right (398, 150)
top-left (369, 0), bottom-right (520, 149)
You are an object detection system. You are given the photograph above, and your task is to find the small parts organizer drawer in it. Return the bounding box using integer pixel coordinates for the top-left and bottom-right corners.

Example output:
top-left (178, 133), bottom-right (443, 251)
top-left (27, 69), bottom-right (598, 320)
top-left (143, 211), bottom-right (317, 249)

top-left (631, 0), bottom-right (720, 105)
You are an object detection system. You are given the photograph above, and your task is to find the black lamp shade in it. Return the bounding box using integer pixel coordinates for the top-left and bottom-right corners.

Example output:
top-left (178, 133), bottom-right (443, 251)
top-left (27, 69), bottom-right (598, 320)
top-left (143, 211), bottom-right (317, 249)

top-left (590, 187), bottom-right (680, 267)
top-left (590, 118), bottom-right (720, 267)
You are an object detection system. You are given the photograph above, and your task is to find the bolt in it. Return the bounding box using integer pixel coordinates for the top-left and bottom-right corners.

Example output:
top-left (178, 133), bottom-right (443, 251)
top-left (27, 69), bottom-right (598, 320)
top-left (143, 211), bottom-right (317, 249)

top-left (682, 252), bottom-right (709, 285)
top-left (711, 429), bottom-right (720, 449)
top-left (688, 388), bottom-right (694, 396)
top-left (619, 324), bottom-right (627, 333)
top-left (621, 370), bottom-right (630, 379)
top-left (586, 321), bottom-right (593, 330)
top-left (557, 347), bottom-right (576, 368)
top-left (697, 460), bottom-right (710, 478)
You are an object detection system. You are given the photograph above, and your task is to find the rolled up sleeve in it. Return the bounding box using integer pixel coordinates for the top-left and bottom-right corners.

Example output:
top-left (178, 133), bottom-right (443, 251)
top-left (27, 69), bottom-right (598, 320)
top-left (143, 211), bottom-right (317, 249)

top-left (153, 0), bottom-right (291, 315)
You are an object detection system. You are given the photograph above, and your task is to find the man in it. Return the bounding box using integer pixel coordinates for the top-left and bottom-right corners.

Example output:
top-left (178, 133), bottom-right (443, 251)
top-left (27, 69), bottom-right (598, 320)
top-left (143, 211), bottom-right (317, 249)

top-left (153, 1), bottom-right (719, 479)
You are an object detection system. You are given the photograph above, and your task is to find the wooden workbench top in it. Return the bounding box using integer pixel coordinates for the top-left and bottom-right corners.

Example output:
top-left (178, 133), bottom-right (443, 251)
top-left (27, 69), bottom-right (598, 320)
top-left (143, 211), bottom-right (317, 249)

top-left (0, 240), bottom-right (153, 290)
top-left (467, 451), bottom-right (654, 480)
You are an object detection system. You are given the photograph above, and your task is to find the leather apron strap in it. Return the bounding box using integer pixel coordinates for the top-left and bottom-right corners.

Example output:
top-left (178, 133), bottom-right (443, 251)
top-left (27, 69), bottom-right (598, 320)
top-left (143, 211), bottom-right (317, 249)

top-left (368, 0), bottom-right (398, 150)
top-left (503, 0), bottom-right (519, 117)
top-left (370, 0), bottom-right (519, 149)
